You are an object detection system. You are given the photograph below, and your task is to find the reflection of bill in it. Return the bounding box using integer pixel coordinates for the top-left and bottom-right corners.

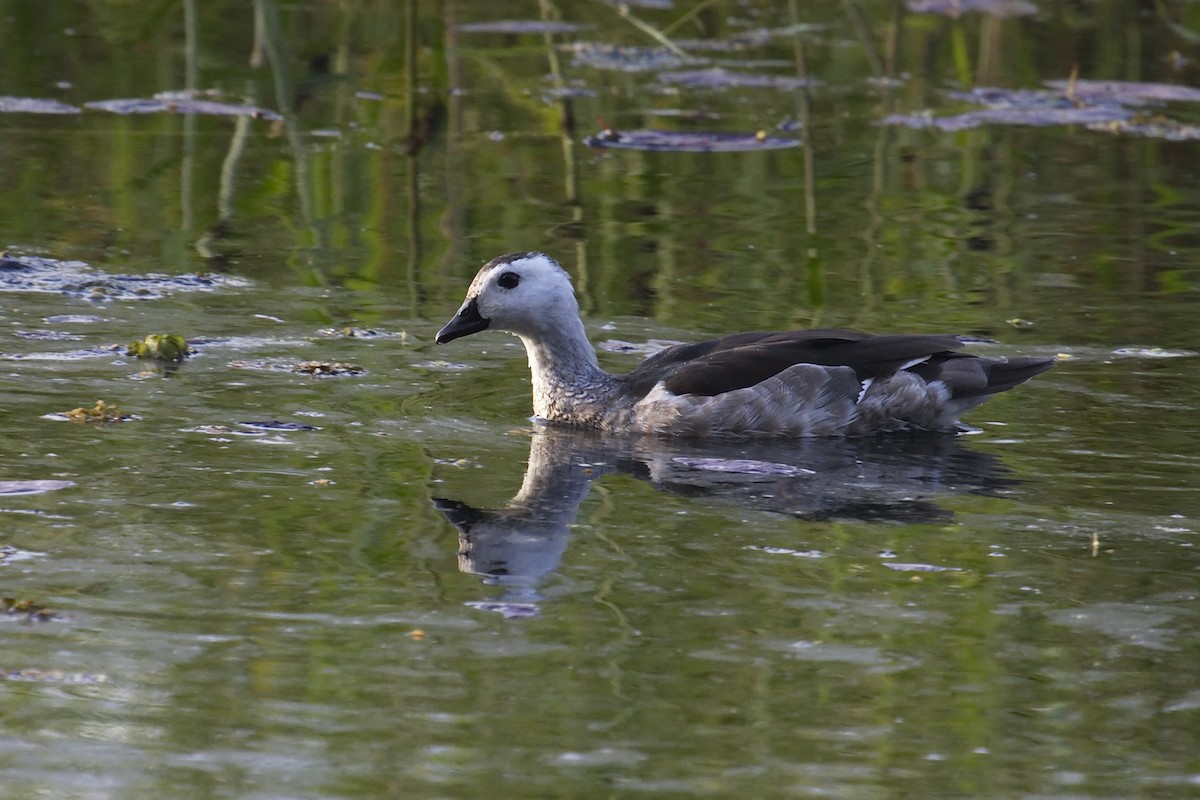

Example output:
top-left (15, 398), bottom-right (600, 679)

top-left (433, 428), bottom-right (1013, 617)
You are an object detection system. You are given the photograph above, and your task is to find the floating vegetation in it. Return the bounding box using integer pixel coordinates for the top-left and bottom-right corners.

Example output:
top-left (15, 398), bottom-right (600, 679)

top-left (238, 421), bottom-right (320, 432)
top-left (2, 597), bottom-right (59, 623)
top-left (0, 480), bottom-right (75, 496)
top-left (0, 96), bottom-right (81, 114)
top-left (1089, 116), bottom-right (1200, 141)
top-left (291, 361), bottom-right (366, 377)
top-left (883, 80), bottom-right (1200, 137)
top-left (658, 67), bottom-right (813, 91)
top-left (1044, 79), bottom-right (1200, 105)
top-left (226, 358), bottom-right (362, 377)
top-left (906, 0), bottom-right (1038, 18)
top-left (882, 104), bottom-right (1129, 132)
top-left (126, 334), bottom-right (192, 362)
top-left (315, 327), bottom-right (406, 341)
top-left (55, 400), bottom-right (136, 424)
top-left (565, 42), bottom-right (700, 72)
top-left (0, 253), bottom-right (247, 300)
top-left (455, 20), bottom-right (588, 34)
top-left (585, 127), bottom-right (801, 152)
top-left (86, 90), bottom-right (281, 120)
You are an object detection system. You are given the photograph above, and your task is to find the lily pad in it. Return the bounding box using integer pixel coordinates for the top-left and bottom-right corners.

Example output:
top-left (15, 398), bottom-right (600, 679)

top-left (585, 128), bottom-right (801, 152)
top-left (455, 20), bottom-right (587, 34)
top-left (0, 96), bottom-right (81, 114)
top-left (906, 0), bottom-right (1038, 18)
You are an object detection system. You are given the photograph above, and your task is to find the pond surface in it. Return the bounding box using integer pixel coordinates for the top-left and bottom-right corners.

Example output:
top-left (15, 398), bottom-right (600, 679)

top-left (1, 1), bottom-right (1199, 797)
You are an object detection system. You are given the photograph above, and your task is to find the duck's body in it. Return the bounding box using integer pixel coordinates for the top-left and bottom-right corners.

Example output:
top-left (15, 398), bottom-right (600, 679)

top-left (436, 253), bottom-right (1055, 437)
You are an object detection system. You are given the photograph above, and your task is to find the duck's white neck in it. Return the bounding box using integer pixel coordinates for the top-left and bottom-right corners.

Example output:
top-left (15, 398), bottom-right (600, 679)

top-left (516, 315), bottom-right (615, 424)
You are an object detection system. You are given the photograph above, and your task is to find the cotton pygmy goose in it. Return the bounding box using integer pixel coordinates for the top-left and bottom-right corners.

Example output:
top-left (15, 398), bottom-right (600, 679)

top-left (436, 252), bottom-right (1055, 437)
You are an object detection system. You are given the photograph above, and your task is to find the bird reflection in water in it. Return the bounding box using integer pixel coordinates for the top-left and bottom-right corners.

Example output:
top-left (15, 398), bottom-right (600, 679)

top-left (433, 428), bottom-right (1014, 618)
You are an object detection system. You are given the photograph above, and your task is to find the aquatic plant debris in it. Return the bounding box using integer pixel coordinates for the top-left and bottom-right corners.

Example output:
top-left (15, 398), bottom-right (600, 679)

top-left (586, 127), bottom-right (801, 152)
top-left (906, 0), bottom-right (1038, 18)
top-left (56, 400), bottom-right (136, 424)
top-left (455, 20), bottom-right (588, 34)
top-left (0, 480), bottom-right (75, 496)
top-left (291, 361), bottom-right (366, 377)
top-left (2, 597), bottom-right (60, 623)
top-left (883, 80), bottom-right (1200, 136)
top-left (0, 253), bottom-right (247, 300)
top-left (127, 334), bottom-right (192, 362)
top-left (86, 90), bottom-right (281, 120)
top-left (0, 96), bottom-right (81, 114)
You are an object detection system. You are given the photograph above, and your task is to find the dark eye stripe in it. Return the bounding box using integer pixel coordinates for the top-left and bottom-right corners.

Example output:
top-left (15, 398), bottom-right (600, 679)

top-left (498, 271), bottom-right (520, 289)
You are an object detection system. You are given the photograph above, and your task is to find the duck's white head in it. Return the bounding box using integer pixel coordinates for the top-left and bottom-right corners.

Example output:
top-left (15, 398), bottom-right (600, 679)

top-left (436, 252), bottom-right (580, 344)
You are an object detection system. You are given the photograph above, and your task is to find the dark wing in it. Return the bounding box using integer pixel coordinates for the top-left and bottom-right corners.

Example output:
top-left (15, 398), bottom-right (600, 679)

top-left (616, 328), bottom-right (1053, 400)
top-left (620, 329), bottom-right (963, 398)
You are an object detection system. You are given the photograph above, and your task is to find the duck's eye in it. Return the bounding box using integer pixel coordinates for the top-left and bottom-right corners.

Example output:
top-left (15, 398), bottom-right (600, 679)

top-left (498, 271), bottom-right (520, 289)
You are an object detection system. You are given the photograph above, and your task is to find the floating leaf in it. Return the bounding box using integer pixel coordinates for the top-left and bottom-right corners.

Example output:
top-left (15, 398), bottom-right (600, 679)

top-left (0, 96), bottom-right (81, 114)
top-left (126, 333), bottom-right (191, 361)
top-left (585, 128), bottom-right (801, 152)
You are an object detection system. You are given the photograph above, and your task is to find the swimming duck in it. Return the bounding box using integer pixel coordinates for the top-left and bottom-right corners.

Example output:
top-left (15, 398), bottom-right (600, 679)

top-left (435, 252), bottom-right (1055, 437)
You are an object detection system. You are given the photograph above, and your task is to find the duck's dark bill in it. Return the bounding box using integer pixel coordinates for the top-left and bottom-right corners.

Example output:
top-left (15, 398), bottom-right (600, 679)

top-left (436, 298), bottom-right (490, 343)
